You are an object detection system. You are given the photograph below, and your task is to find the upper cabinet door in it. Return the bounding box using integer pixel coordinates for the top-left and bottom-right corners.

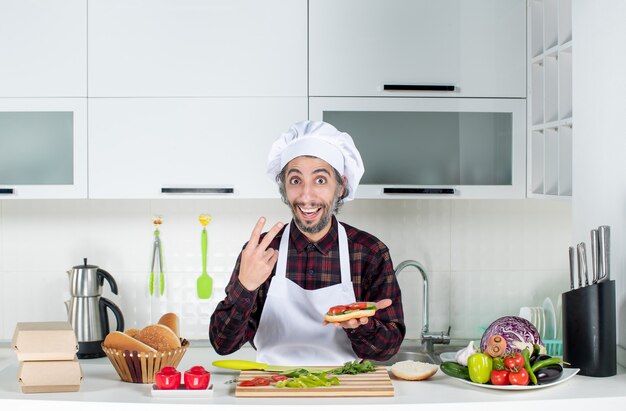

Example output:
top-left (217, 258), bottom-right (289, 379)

top-left (88, 97), bottom-right (307, 199)
top-left (0, 98), bottom-right (88, 198)
top-left (0, 0), bottom-right (87, 97)
top-left (309, 0), bottom-right (526, 98)
top-left (88, 0), bottom-right (307, 97)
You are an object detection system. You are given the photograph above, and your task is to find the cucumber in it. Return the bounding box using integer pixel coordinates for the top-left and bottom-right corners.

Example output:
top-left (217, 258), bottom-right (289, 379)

top-left (440, 361), bottom-right (471, 380)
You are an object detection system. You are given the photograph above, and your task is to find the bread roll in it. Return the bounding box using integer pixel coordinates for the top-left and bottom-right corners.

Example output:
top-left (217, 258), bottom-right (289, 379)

top-left (124, 328), bottom-right (140, 338)
top-left (157, 313), bottom-right (179, 337)
top-left (324, 309), bottom-right (376, 323)
top-left (103, 331), bottom-right (157, 353)
top-left (135, 324), bottom-right (181, 351)
top-left (390, 360), bottom-right (438, 381)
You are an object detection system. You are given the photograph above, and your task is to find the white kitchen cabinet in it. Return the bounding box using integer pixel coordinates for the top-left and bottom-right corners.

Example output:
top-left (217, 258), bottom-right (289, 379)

top-left (0, 0), bottom-right (87, 97)
top-left (88, 0), bottom-right (307, 98)
top-left (88, 98), bottom-right (307, 199)
top-left (309, 0), bottom-right (526, 98)
top-left (310, 97), bottom-right (527, 199)
top-left (528, 0), bottom-right (572, 198)
top-left (0, 98), bottom-right (88, 198)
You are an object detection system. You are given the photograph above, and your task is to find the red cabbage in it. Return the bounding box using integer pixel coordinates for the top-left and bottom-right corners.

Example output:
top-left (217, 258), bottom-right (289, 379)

top-left (480, 316), bottom-right (543, 354)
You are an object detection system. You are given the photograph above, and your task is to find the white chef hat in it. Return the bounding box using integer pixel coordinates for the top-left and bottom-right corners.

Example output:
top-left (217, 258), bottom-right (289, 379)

top-left (266, 120), bottom-right (364, 201)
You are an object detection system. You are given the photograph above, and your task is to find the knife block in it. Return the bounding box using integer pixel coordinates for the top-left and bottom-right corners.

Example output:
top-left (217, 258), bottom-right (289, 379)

top-left (561, 280), bottom-right (616, 377)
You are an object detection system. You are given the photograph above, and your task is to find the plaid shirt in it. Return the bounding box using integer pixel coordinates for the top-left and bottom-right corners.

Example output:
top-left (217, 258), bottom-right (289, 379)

top-left (209, 216), bottom-right (405, 361)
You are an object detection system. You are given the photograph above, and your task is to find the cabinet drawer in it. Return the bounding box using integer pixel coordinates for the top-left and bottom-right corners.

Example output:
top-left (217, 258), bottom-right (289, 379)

top-left (88, 0), bottom-right (307, 97)
top-left (88, 97), bottom-right (307, 199)
top-left (310, 0), bottom-right (526, 98)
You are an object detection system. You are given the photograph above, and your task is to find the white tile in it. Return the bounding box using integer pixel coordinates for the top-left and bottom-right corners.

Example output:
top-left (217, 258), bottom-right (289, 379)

top-left (0, 198), bottom-right (573, 340)
top-left (1, 270), bottom-right (69, 338)
top-left (342, 200), bottom-right (451, 272)
top-left (449, 269), bottom-right (568, 340)
top-left (450, 199), bottom-right (571, 272)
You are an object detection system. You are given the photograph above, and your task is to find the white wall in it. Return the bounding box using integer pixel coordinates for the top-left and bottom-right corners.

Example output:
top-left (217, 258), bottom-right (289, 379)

top-left (573, 0), bottom-right (626, 366)
top-left (0, 198), bottom-right (571, 344)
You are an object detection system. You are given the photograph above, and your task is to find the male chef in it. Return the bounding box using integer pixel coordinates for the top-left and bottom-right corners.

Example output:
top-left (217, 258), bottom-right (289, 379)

top-left (209, 120), bottom-right (405, 366)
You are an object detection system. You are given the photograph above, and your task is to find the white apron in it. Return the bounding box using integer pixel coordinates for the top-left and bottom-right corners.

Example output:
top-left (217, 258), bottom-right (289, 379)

top-left (253, 222), bottom-right (358, 366)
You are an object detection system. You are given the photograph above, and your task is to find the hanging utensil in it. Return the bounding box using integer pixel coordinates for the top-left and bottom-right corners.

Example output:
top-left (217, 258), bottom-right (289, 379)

top-left (197, 214), bottom-right (213, 299)
top-left (149, 215), bottom-right (165, 296)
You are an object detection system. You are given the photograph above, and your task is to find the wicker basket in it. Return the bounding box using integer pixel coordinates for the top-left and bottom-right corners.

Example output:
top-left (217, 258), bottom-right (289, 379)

top-left (102, 339), bottom-right (189, 383)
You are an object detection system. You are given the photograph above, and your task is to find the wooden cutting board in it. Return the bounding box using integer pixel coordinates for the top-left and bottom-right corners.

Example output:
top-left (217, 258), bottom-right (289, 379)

top-left (235, 367), bottom-right (394, 397)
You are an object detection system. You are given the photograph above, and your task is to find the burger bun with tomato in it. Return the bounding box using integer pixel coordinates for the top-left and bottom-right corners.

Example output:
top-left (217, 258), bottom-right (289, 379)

top-left (324, 302), bottom-right (377, 323)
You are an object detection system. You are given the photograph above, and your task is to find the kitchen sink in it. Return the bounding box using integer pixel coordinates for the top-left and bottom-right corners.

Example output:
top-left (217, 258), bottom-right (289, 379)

top-left (371, 340), bottom-right (466, 366)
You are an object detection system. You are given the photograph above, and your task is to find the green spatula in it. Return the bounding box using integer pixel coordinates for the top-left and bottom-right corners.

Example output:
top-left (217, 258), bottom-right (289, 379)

top-left (197, 214), bottom-right (213, 299)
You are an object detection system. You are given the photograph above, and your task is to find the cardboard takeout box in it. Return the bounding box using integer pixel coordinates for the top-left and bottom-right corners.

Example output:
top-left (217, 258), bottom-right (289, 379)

top-left (12, 322), bottom-right (79, 361)
top-left (17, 358), bottom-right (83, 393)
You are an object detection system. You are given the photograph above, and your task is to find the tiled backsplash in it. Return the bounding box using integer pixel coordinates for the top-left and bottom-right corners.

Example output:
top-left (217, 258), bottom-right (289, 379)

top-left (0, 199), bottom-right (571, 343)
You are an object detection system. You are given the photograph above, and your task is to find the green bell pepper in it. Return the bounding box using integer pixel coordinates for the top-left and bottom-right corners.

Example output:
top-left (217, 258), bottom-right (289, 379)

top-left (467, 353), bottom-right (493, 384)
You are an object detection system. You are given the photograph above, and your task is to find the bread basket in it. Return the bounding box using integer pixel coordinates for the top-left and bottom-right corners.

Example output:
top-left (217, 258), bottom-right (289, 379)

top-left (102, 339), bottom-right (189, 383)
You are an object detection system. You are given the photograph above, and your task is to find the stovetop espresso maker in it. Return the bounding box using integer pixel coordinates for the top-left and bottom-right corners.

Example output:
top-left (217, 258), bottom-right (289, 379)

top-left (65, 258), bottom-right (124, 359)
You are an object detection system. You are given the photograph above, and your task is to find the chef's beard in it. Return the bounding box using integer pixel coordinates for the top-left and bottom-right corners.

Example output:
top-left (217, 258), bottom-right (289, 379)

top-left (290, 195), bottom-right (340, 235)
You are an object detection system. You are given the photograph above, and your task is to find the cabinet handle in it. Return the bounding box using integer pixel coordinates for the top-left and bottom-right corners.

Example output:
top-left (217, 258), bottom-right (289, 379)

top-left (383, 84), bottom-right (456, 92)
top-left (161, 187), bottom-right (234, 194)
top-left (0, 188), bottom-right (15, 195)
top-left (384, 188), bottom-right (455, 195)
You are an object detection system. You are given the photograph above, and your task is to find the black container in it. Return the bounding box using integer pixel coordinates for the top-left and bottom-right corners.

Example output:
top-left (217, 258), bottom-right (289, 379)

top-left (562, 280), bottom-right (616, 377)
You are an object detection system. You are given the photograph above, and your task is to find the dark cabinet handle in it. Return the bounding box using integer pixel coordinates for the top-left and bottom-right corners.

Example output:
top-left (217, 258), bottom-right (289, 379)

top-left (0, 188), bottom-right (15, 195)
top-left (384, 188), bottom-right (455, 195)
top-left (161, 187), bottom-right (234, 194)
top-left (384, 84), bottom-right (456, 92)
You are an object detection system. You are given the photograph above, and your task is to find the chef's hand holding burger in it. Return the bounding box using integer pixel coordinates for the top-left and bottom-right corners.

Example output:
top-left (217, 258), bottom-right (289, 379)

top-left (323, 299), bottom-right (393, 329)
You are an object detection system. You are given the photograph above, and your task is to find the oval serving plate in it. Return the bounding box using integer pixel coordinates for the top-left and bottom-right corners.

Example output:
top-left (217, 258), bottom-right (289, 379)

top-left (452, 368), bottom-right (579, 391)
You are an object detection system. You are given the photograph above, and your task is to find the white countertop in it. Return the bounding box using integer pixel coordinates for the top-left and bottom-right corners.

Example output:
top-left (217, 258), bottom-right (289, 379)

top-left (1, 344), bottom-right (625, 411)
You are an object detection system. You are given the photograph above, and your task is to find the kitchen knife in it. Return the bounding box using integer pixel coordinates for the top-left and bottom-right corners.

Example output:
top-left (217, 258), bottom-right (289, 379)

top-left (568, 246), bottom-right (575, 290)
top-left (598, 225), bottom-right (610, 282)
top-left (576, 243), bottom-right (585, 288)
top-left (212, 359), bottom-right (333, 373)
top-left (591, 229), bottom-right (599, 284)
top-left (578, 242), bottom-right (589, 287)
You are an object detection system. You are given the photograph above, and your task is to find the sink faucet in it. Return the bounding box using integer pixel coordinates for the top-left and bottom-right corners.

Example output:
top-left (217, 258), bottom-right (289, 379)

top-left (394, 259), bottom-right (451, 353)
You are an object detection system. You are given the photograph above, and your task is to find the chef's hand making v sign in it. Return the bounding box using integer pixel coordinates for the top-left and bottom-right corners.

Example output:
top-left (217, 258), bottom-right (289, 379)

top-left (238, 217), bottom-right (284, 291)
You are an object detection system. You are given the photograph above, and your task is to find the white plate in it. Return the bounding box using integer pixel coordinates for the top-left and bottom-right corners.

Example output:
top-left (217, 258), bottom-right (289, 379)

top-left (452, 368), bottom-right (579, 391)
top-left (440, 352), bottom-right (457, 363)
top-left (151, 383), bottom-right (214, 397)
top-left (543, 297), bottom-right (557, 340)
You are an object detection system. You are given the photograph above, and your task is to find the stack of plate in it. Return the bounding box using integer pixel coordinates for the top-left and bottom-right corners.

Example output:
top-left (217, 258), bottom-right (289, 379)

top-left (518, 298), bottom-right (557, 341)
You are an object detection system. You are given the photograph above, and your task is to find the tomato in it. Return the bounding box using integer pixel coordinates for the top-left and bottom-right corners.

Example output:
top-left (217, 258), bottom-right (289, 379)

top-left (271, 375), bottom-right (288, 382)
top-left (347, 302), bottom-right (369, 310)
top-left (508, 368), bottom-right (530, 386)
top-left (490, 369), bottom-right (509, 385)
top-left (467, 353), bottom-right (493, 384)
top-left (328, 305), bottom-right (348, 315)
top-left (239, 380), bottom-right (256, 387)
top-left (504, 352), bottom-right (525, 372)
top-left (251, 377), bottom-right (270, 386)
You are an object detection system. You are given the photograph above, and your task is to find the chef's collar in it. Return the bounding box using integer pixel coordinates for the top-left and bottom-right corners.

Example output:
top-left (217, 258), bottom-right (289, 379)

top-left (289, 216), bottom-right (338, 255)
